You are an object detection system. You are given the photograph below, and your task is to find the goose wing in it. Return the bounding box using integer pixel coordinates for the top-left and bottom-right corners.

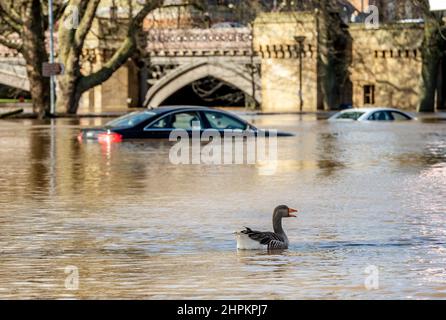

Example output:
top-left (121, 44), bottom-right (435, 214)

top-left (241, 227), bottom-right (286, 248)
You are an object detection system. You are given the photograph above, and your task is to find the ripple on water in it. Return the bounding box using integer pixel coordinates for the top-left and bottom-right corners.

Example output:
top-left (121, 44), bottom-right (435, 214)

top-left (0, 117), bottom-right (445, 299)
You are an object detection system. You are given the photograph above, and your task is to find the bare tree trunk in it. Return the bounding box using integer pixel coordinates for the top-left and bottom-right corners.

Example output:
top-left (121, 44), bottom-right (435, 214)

top-left (419, 19), bottom-right (442, 112)
top-left (57, 77), bottom-right (83, 114)
top-left (18, 1), bottom-right (50, 118)
top-left (56, 44), bottom-right (83, 114)
top-left (413, 0), bottom-right (446, 112)
top-left (25, 64), bottom-right (50, 119)
top-left (419, 57), bottom-right (440, 112)
top-left (317, 1), bottom-right (350, 111)
top-left (0, 0), bottom-right (69, 118)
top-left (438, 57), bottom-right (446, 110)
top-left (56, 0), bottom-right (163, 114)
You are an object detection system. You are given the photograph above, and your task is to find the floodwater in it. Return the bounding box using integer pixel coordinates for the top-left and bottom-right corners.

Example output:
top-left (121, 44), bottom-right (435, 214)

top-left (0, 113), bottom-right (445, 299)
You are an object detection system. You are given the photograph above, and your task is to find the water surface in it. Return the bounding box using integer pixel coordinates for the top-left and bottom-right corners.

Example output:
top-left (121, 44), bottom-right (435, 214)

top-left (0, 114), bottom-right (445, 299)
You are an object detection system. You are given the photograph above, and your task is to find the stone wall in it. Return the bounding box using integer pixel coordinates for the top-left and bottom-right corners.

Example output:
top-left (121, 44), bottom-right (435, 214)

top-left (253, 12), bottom-right (319, 112)
top-left (78, 59), bottom-right (137, 114)
top-left (253, 11), bottom-right (424, 112)
top-left (349, 23), bottom-right (423, 110)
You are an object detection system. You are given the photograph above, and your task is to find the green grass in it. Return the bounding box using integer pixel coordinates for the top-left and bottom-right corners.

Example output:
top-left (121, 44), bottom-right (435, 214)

top-left (0, 98), bottom-right (31, 103)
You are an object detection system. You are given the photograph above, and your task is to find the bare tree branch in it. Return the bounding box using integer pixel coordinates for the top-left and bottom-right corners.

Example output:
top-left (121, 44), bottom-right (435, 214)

top-left (79, 0), bottom-right (164, 92)
top-left (0, 3), bottom-right (22, 34)
top-left (42, 0), bottom-right (70, 30)
top-left (0, 0), bottom-right (23, 25)
top-left (74, 0), bottom-right (101, 51)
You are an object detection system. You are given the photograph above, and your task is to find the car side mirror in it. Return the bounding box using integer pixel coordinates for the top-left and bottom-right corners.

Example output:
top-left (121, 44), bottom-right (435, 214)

top-left (247, 125), bottom-right (256, 131)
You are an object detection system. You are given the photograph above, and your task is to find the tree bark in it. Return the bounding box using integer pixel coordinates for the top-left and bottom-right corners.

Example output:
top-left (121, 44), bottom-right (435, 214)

top-left (0, 0), bottom-right (50, 119)
top-left (21, 1), bottom-right (50, 118)
top-left (56, 0), bottom-right (163, 114)
top-left (317, 1), bottom-right (351, 111)
top-left (25, 63), bottom-right (50, 119)
top-left (57, 75), bottom-right (83, 114)
top-left (414, 0), bottom-right (446, 112)
top-left (419, 19), bottom-right (443, 112)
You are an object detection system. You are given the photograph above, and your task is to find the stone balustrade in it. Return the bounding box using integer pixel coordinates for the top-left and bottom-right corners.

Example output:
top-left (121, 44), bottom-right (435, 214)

top-left (146, 28), bottom-right (255, 56)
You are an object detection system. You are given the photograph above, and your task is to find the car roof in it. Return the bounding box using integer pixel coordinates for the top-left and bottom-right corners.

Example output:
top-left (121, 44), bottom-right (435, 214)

top-left (144, 106), bottom-right (248, 122)
top-left (149, 105), bottom-right (240, 114)
top-left (340, 108), bottom-right (409, 113)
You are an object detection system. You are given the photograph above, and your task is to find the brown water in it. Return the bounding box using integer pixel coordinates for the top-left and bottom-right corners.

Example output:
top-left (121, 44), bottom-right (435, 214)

top-left (0, 114), bottom-right (445, 299)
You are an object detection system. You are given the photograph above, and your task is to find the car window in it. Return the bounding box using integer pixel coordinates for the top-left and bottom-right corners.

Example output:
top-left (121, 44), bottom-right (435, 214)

top-left (369, 111), bottom-right (392, 121)
top-left (204, 112), bottom-right (247, 130)
top-left (391, 111), bottom-right (411, 121)
top-left (150, 116), bottom-right (169, 129)
top-left (336, 111), bottom-right (365, 120)
top-left (149, 112), bottom-right (201, 130)
top-left (106, 111), bottom-right (157, 129)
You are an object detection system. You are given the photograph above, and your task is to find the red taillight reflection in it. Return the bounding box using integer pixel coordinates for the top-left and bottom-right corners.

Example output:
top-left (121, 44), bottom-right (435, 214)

top-left (97, 132), bottom-right (123, 144)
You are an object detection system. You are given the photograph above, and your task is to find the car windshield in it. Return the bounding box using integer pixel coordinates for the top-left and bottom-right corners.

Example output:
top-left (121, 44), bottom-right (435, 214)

top-left (105, 111), bottom-right (157, 129)
top-left (336, 111), bottom-right (365, 120)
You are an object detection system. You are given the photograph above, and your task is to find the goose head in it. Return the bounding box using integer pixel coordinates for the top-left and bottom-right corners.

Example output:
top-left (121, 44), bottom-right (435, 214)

top-left (273, 205), bottom-right (298, 219)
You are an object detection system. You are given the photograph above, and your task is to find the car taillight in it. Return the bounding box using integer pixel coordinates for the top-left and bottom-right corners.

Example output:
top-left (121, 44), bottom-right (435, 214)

top-left (97, 132), bottom-right (123, 144)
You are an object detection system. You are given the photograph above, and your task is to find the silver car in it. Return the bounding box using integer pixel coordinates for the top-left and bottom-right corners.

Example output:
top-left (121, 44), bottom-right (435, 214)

top-left (329, 108), bottom-right (415, 122)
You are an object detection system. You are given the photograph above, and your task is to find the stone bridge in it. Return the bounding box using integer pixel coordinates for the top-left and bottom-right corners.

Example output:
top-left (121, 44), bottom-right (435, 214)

top-left (0, 27), bottom-right (261, 110)
top-left (143, 28), bottom-right (261, 107)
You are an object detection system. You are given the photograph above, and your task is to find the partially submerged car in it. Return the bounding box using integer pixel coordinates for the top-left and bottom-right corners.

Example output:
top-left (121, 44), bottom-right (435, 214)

top-left (78, 106), bottom-right (293, 142)
top-left (329, 108), bottom-right (415, 122)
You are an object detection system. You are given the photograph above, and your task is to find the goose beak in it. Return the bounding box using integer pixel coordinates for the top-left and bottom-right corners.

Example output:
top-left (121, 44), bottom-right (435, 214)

top-left (288, 208), bottom-right (298, 217)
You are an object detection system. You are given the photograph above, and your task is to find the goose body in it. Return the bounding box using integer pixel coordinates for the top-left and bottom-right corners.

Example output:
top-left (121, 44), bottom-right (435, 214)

top-left (235, 205), bottom-right (297, 250)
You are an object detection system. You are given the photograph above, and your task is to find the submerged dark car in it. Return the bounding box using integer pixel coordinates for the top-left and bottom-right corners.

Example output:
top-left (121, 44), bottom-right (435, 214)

top-left (78, 106), bottom-right (293, 142)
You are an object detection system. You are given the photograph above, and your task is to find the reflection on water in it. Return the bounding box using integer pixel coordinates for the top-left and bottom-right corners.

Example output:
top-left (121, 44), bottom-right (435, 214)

top-left (0, 115), bottom-right (445, 299)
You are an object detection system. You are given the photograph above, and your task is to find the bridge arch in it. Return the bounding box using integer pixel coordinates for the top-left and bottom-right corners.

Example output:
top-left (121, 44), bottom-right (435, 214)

top-left (144, 61), bottom-right (261, 107)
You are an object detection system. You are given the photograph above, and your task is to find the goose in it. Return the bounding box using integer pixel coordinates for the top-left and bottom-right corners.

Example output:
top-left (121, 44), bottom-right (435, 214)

top-left (235, 205), bottom-right (298, 250)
